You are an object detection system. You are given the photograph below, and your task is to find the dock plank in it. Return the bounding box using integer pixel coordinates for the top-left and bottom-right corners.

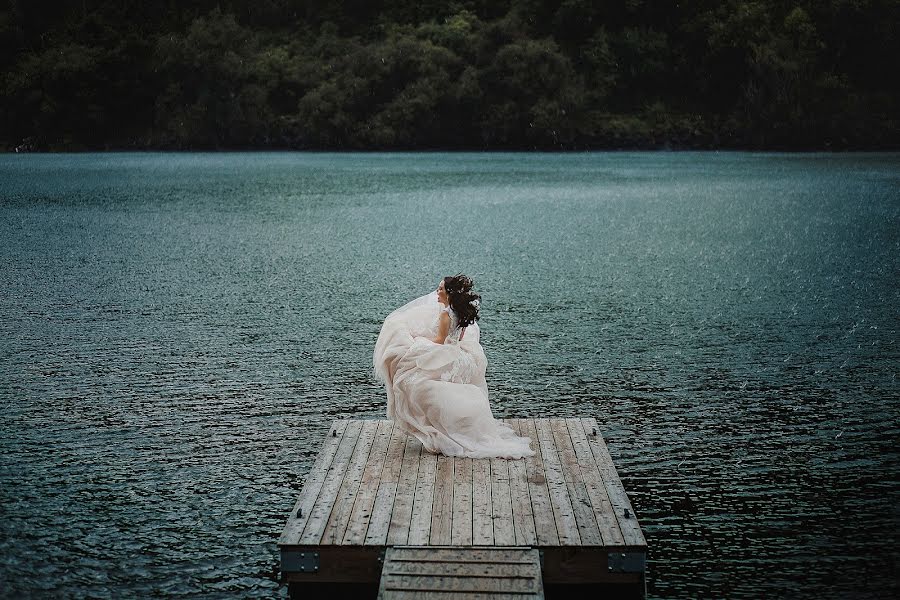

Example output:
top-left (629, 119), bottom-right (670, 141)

top-left (581, 418), bottom-right (646, 547)
top-left (408, 450), bottom-right (437, 545)
top-left (378, 547), bottom-right (544, 599)
top-left (343, 420), bottom-right (395, 544)
top-left (451, 458), bottom-right (474, 545)
top-left (381, 574), bottom-right (538, 593)
top-left (534, 419), bottom-right (581, 545)
top-left (297, 419), bottom-right (367, 544)
top-left (550, 420), bottom-right (603, 546)
top-left (506, 419), bottom-right (537, 546)
top-left (365, 424), bottom-right (409, 545)
top-left (517, 419), bottom-right (559, 546)
top-left (489, 458), bottom-right (515, 546)
top-left (471, 458), bottom-right (494, 545)
top-left (387, 547), bottom-right (541, 562)
top-left (314, 419), bottom-right (380, 544)
top-left (278, 419), bottom-right (345, 545)
top-left (384, 562), bottom-right (539, 577)
top-left (550, 419), bottom-right (581, 484)
top-left (429, 455), bottom-right (455, 545)
top-left (566, 418), bottom-right (624, 545)
top-left (387, 436), bottom-right (423, 545)
top-left (380, 594), bottom-right (534, 600)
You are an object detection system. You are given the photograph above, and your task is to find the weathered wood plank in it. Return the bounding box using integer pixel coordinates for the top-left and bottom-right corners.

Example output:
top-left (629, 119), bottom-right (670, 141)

top-left (312, 419), bottom-right (379, 544)
top-left (506, 419), bottom-right (537, 546)
top-left (379, 594), bottom-right (533, 600)
top-left (298, 419), bottom-right (368, 544)
top-left (581, 417), bottom-right (647, 547)
top-left (518, 419), bottom-right (559, 546)
top-left (381, 422), bottom-right (408, 484)
top-left (365, 424), bottom-right (409, 545)
top-left (565, 418), bottom-right (624, 545)
top-left (471, 458), bottom-right (493, 545)
top-left (429, 455), bottom-right (455, 544)
top-left (533, 419), bottom-right (581, 545)
top-left (343, 420), bottom-right (395, 544)
top-left (551, 420), bottom-right (603, 546)
top-left (387, 435), bottom-right (423, 545)
top-left (364, 482), bottom-right (398, 545)
top-left (550, 419), bottom-right (581, 483)
top-left (380, 591), bottom-right (540, 600)
top-left (489, 458), bottom-right (515, 546)
top-left (381, 574), bottom-right (539, 593)
top-left (566, 480), bottom-right (602, 546)
top-left (384, 562), bottom-right (539, 578)
top-left (387, 547), bottom-right (541, 562)
top-left (407, 449), bottom-right (437, 545)
top-left (451, 457), bottom-right (473, 545)
top-left (278, 419), bottom-right (345, 545)
top-left (378, 547), bottom-right (544, 599)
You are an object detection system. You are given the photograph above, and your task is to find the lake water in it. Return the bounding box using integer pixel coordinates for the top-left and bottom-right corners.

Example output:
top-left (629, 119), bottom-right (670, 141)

top-left (1, 152), bottom-right (898, 599)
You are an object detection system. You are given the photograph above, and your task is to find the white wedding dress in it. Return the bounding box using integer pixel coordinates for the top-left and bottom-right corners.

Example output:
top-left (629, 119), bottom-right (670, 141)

top-left (373, 291), bottom-right (534, 459)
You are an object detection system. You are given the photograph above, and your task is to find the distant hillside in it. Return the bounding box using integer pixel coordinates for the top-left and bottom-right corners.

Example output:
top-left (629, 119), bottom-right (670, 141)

top-left (1, 0), bottom-right (897, 150)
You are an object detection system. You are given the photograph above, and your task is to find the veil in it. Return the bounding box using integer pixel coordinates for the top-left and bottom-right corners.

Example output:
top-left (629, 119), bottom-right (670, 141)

top-left (384, 291), bottom-right (441, 330)
top-left (373, 290), bottom-right (480, 415)
top-left (373, 291), bottom-right (441, 389)
top-left (374, 292), bottom-right (484, 375)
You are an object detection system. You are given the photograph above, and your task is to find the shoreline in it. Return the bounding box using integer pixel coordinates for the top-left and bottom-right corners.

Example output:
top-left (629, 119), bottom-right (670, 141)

top-left (6, 143), bottom-right (900, 154)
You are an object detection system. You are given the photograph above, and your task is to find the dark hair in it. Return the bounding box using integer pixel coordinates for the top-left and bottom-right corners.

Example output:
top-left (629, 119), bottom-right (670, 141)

top-left (443, 274), bottom-right (480, 328)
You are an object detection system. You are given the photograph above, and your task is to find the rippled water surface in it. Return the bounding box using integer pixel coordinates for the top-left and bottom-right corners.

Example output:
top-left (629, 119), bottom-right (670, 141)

top-left (1, 152), bottom-right (898, 599)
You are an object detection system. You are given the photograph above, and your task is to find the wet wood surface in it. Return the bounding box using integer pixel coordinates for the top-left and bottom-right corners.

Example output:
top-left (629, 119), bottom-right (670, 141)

top-left (280, 418), bottom-right (646, 587)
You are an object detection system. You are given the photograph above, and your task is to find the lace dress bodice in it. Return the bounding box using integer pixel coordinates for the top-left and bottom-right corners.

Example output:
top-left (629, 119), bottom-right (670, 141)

top-left (443, 305), bottom-right (463, 342)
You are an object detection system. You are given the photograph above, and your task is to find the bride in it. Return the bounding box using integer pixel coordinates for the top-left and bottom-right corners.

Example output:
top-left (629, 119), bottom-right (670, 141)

top-left (373, 275), bottom-right (534, 459)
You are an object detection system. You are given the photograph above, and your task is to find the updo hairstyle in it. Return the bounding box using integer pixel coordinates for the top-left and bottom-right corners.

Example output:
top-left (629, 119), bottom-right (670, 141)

top-left (443, 274), bottom-right (481, 328)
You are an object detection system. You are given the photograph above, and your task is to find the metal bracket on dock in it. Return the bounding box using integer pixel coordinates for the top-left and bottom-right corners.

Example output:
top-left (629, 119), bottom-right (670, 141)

top-left (608, 551), bottom-right (646, 573)
top-left (282, 550), bottom-right (319, 574)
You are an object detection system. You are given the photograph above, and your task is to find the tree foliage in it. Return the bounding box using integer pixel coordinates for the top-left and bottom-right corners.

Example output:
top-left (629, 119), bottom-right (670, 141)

top-left (0, 0), bottom-right (897, 150)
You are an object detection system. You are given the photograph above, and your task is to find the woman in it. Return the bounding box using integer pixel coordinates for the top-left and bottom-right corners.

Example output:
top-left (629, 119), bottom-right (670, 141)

top-left (373, 275), bottom-right (534, 459)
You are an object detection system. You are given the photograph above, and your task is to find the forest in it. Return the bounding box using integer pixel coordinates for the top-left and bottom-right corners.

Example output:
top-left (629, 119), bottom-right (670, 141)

top-left (1, 0), bottom-right (897, 151)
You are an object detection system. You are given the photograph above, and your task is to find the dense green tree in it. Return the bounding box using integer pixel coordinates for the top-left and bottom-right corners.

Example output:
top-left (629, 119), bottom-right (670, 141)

top-left (0, 0), bottom-right (896, 150)
top-left (479, 38), bottom-right (583, 146)
top-left (153, 9), bottom-right (269, 147)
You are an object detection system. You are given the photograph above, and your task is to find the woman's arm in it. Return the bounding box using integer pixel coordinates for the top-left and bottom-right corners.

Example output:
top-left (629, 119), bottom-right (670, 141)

top-left (433, 311), bottom-right (450, 344)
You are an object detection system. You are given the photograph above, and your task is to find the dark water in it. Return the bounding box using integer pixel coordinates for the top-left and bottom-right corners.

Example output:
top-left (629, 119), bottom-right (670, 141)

top-left (1, 152), bottom-right (898, 599)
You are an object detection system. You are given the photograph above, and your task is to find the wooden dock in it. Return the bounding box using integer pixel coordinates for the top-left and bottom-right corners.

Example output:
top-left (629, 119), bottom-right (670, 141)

top-left (279, 418), bottom-right (646, 598)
